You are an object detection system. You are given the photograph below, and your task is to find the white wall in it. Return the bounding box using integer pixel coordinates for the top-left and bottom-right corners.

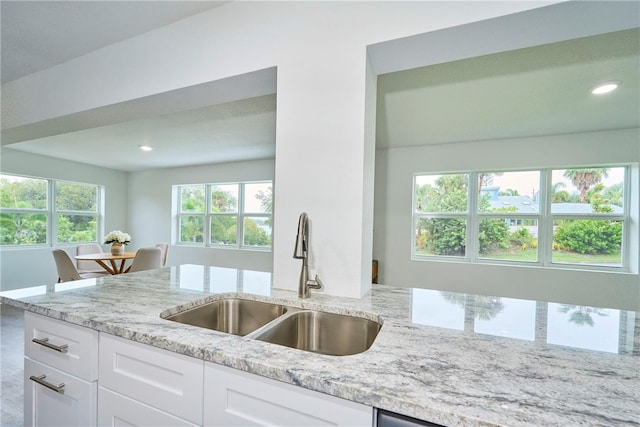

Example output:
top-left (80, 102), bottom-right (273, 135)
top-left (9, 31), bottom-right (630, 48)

top-left (0, 148), bottom-right (128, 291)
top-left (373, 129), bottom-right (640, 310)
top-left (1, 1), bottom-right (551, 299)
top-left (127, 158), bottom-right (274, 272)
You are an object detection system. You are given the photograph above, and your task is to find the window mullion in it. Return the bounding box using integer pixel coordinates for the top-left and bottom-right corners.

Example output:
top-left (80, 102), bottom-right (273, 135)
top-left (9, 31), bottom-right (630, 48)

top-left (50, 179), bottom-right (56, 246)
top-left (621, 166), bottom-right (631, 270)
top-left (205, 185), bottom-right (212, 246)
top-left (238, 183), bottom-right (245, 248)
top-left (467, 172), bottom-right (478, 262)
top-left (539, 169), bottom-right (553, 267)
top-left (176, 187), bottom-right (181, 245)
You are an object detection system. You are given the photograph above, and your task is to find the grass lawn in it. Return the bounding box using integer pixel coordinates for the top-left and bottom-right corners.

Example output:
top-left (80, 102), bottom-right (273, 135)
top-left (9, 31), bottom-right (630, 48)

top-left (481, 248), bottom-right (622, 264)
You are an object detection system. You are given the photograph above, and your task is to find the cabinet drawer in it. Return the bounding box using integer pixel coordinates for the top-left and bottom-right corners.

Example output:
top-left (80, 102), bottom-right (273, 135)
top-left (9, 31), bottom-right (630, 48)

top-left (25, 312), bottom-right (99, 381)
top-left (98, 387), bottom-right (198, 427)
top-left (204, 362), bottom-right (372, 426)
top-left (24, 358), bottom-right (97, 427)
top-left (99, 333), bottom-right (204, 425)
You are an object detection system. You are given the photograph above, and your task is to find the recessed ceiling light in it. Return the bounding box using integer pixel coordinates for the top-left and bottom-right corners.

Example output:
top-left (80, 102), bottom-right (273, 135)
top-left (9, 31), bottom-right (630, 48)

top-left (139, 145), bottom-right (153, 151)
top-left (591, 81), bottom-right (620, 95)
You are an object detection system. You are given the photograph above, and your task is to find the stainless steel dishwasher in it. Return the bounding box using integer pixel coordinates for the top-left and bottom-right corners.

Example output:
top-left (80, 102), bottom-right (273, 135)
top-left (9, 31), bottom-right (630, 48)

top-left (377, 409), bottom-right (445, 427)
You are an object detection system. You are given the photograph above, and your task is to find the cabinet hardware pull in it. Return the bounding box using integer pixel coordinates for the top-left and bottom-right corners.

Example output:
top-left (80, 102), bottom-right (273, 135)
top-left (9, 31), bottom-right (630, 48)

top-left (32, 337), bottom-right (68, 353)
top-left (29, 374), bottom-right (65, 395)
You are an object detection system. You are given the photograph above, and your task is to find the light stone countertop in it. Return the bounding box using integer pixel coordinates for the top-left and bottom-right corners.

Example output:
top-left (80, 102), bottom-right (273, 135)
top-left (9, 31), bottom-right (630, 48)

top-left (2, 264), bottom-right (638, 426)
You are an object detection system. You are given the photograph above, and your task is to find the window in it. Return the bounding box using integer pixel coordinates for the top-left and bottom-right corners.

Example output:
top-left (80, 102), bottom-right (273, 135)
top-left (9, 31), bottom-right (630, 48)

top-left (414, 173), bottom-right (469, 257)
top-left (550, 168), bottom-right (625, 267)
top-left (0, 174), bottom-right (101, 246)
top-left (413, 166), bottom-right (630, 270)
top-left (176, 181), bottom-right (272, 250)
top-left (478, 171), bottom-right (540, 263)
top-left (55, 181), bottom-right (99, 243)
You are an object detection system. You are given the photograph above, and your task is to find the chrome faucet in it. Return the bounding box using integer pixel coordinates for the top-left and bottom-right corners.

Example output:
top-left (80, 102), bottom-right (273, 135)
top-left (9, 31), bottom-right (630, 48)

top-left (293, 212), bottom-right (323, 298)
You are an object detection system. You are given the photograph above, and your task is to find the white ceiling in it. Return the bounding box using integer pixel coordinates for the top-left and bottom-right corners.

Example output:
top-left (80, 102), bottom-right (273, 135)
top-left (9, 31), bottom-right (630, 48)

top-left (1, 2), bottom-right (638, 172)
top-left (10, 94), bottom-right (277, 171)
top-left (1, 0), bottom-right (278, 172)
top-left (376, 28), bottom-right (640, 148)
top-left (1, 0), bottom-right (227, 84)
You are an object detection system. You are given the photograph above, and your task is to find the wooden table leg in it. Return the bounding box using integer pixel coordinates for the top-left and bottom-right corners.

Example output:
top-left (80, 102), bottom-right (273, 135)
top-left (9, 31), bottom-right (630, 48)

top-left (117, 260), bottom-right (126, 274)
top-left (96, 260), bottom-right (116, 275)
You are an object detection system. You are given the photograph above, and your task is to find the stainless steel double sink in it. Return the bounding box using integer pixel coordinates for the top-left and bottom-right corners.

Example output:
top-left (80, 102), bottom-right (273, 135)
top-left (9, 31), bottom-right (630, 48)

top-left (162, 298), bottom-right (382, 356)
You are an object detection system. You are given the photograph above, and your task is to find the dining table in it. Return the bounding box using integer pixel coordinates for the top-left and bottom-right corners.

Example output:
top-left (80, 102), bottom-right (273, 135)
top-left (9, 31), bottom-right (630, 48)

top-left (75, 251), bottom-right (137, 275)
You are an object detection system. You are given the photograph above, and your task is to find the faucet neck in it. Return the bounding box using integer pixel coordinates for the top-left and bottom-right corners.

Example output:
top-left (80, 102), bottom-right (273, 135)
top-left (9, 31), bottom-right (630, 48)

top-left (293, 212), bottom-right (309, 259)
top-left (294, 212), bottom-right (322, 298)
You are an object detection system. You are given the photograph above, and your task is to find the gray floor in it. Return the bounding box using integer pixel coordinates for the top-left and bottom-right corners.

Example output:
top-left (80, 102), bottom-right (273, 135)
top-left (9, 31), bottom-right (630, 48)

top-left (1, 303), bottom-right (24, 427)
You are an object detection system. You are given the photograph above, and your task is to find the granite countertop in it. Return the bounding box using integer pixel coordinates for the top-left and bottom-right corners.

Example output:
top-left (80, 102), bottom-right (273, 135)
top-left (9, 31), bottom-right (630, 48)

top-left (2, 264), bottom-right (638, 426)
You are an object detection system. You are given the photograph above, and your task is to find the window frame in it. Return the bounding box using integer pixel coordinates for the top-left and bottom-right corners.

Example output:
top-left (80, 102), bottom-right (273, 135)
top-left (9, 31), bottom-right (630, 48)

top-left (474, 170), bottom-right (543, 264)
top-left (544, 168), bottom-right (629, 270)
top-left (413, 173), bottom-right (469, 259)
top-left (412, 166), bottom-right (631, 272)
top-left (54, 180), bottom-right (101, 245)
top-left (175, 181), bottom-right (273, 251)
top-left (0, 173), bottom-right (103, 248)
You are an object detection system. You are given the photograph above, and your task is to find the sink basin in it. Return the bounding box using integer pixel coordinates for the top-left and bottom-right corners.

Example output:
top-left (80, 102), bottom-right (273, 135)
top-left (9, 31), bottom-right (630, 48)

top-left (164, 298), bottom-right (287, 336)
top-left (163, 298), bottom-right (382, 355)
top-left (251, 310), bottom-right (381, 356)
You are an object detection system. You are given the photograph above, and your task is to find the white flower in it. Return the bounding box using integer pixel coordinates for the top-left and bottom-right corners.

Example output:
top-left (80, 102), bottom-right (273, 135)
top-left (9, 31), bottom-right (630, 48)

top-left (104, 230), bottom-right (131, 245)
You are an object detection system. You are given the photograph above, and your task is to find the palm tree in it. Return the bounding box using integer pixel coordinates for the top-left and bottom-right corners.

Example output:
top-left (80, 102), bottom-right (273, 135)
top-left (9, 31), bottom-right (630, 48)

top-left (551, 181), bottom-right (570, 203)
top-left (477, 172), bottom-right (503, 194)
top-left (558, 305), bottom-right (608, 327)
top-left (499, 188), bottom-right (519, 196)
top-left (563, 168), bottom-right (609, 203)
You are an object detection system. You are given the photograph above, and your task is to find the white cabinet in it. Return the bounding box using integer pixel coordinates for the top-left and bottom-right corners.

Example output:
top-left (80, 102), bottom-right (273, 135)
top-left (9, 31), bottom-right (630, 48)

top-left (98, 333), bottom-right (204, 426)
top-left (24, 312), bottom-right (98, 427)
top-left (204, 362), bottom-right (373, 426)
top-left (24, 313), bottom-right (372, 427)
top-left (24, 359), bottom-right (97, 427)
top-left (98, 387), bottom-right (198, 427)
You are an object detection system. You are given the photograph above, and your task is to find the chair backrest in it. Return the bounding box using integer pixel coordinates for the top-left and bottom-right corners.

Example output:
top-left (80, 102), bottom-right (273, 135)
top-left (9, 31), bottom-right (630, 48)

top-left (52, 249), bottom-right (82, 282)
top-left (155, 242), bottom-right (169, 267)
top-left (129, 247), bottom-right (162, 273)
top-left (76, 243), bottom-right (103, 272)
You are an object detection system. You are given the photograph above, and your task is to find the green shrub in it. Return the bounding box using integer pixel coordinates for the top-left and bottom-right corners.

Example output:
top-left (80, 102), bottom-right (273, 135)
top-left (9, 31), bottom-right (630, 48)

top-left (554, 220), bottom-right (622, 254)
top-left (424, 218), bottom-right (466, 256)
top-left (478, 218), bottom-right (510, 253)
top-left (510, 228), bottom-right (535, 249)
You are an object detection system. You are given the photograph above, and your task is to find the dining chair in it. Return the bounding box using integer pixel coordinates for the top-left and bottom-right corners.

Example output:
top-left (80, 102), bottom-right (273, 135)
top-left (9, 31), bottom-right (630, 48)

top-left (155, 242), bottom-right (169, 267)
top-left (129, 247), bottom-right (163, 273)
top-left (52, 249), bottom-right (106, 282)
top-left (76, 243), bottom-right (109, 276)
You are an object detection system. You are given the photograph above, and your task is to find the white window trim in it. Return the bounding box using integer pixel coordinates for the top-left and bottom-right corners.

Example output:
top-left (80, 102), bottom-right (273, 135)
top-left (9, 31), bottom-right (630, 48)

top-left (175, 181), bottom-right (273, 251)
top-left (412, 166), bottom-right (631, 273)
top-left (0, 174), bottom-right (103, 248)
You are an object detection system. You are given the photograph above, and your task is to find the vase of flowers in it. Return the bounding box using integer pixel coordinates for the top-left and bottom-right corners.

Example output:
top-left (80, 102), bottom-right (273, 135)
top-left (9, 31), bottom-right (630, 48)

top-left (104, 230), bottom-right (131, 256)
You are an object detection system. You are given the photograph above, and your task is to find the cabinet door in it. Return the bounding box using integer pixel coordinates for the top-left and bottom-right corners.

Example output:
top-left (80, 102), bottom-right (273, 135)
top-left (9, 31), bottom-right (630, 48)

top-left (24, 358), bottom-right (97, 427)
top-left (99, 333), bottom-right (204, 425)
top-left (25, 312), bottom-right (99, 381)
top-left (98, 387), bottom-right (198, 427)
top-left (204, 362), bottom-right (372, 426)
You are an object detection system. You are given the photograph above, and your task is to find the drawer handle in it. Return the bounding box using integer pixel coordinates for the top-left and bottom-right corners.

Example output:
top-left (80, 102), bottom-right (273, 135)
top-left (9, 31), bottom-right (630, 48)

top-left (32, 337), bottom-right (68, 353)
top-left (29, 374), bottom-right (65, 395)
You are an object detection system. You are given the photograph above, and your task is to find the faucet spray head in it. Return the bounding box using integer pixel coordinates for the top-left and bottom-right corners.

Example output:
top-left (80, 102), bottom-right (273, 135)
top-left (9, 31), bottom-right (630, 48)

top-left (293, 212), bottom-right (308, 259)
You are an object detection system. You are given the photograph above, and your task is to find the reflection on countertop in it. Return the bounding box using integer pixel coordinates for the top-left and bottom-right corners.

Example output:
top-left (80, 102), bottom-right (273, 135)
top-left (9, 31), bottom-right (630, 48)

top-left (411, 289), bottom-right (636, 354)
